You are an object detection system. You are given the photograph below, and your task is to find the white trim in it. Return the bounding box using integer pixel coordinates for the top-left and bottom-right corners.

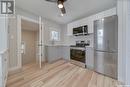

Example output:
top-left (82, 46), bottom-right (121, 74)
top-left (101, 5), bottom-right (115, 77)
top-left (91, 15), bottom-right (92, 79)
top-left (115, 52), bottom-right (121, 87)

top-left (41, 22), bottom-right (45, 62)
top-left (8, 66), bottom-right (21, 72)
top-left (117, 0), bottom-right (130, 85)
top-left (20, 15), bottom-right (39, 24)
top-left (17, 15), bottom-right (22, 69)
top-left (39, 16), bottom-right (42, 68)
top-left (125, 1), bottom-right (130, 85)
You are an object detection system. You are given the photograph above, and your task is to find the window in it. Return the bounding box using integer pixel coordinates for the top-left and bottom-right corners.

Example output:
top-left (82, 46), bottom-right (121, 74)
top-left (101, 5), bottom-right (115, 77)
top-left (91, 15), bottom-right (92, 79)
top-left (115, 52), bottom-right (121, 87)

top-left (50, 31), bottom-right (60, 41)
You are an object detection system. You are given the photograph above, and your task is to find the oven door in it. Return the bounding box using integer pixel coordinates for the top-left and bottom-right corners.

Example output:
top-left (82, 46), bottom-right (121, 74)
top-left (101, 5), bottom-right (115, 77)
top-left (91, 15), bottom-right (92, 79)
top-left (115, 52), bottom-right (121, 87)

top-left (70, 49), bottom-right (85, 63)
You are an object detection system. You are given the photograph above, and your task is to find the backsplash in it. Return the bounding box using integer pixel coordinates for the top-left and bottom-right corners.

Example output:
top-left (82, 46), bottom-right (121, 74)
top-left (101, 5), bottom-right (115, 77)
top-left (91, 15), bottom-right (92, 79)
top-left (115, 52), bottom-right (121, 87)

top-left (63, 34), bottom-right (94, 47)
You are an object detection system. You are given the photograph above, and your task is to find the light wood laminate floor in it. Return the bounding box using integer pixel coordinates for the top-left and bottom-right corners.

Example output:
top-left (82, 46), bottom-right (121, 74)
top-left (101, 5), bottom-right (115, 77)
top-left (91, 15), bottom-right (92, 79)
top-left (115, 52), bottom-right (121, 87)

top-left (7, 60), bottom-right (121, 87)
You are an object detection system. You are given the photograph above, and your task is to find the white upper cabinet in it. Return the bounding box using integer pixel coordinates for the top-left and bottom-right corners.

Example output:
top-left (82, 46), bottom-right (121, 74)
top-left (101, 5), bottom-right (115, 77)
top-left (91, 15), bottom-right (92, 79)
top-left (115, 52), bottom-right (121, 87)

top-left (67, 23), bottom-right (73, 36)
top-left (67, 7), bottom-right (117, 36)
top-left (67, 21), bottom-right (80, 36)
top-left (87, 17), bottom-right (93, 34)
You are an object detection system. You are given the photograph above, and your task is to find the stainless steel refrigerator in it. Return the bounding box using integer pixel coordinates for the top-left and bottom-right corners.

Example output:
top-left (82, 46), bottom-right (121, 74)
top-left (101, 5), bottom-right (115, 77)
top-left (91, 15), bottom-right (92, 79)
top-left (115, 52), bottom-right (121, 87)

top-left (94, 15), bottom-right (118, 79)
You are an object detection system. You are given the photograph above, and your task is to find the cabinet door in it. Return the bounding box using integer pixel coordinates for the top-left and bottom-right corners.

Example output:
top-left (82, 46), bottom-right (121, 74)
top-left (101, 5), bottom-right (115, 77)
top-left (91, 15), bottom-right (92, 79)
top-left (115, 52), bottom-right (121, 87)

top-left (46, 47), bottom-right (57, 62)
top-left (67, 22), bottom-right (79, 36)
top-left (46, 47), bottom-right (62, 63)
top-left (86, 48), bottom-right (94, 69)
top-left (57, 47), bottom-right (62, 59)
top-left (88, 18), bottom-right (94, 34)
top-left (62, 47), bottom-right (70, 61)
top-left (67, 24), bottom-right (73, 36)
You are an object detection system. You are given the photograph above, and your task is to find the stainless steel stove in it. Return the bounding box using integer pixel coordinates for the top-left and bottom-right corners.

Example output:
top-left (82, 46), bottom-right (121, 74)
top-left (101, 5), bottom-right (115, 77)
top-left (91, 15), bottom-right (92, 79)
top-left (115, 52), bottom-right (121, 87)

top-left (70, 41), bottom-right (90, 68)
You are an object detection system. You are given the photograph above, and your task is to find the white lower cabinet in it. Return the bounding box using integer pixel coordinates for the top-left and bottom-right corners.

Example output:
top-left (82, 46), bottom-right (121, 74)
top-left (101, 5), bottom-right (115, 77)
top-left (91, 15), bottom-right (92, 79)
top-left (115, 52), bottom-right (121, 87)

top-left (61, 46), bottom-right (70, 61)
top-left (46, 46), bottom-right (60, 63)
top-left (45, 46), bottom-right (70, 63)
top-left (86, 47), bottom-right (94, 70)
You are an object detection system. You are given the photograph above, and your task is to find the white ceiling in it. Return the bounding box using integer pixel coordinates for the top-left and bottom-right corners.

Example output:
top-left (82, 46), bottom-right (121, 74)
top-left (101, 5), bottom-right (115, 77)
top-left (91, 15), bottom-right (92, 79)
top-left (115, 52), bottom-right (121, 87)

top-left (21, 19), bottom-right (39, 31)
top-left (16, 0), bottom-right (117, 24)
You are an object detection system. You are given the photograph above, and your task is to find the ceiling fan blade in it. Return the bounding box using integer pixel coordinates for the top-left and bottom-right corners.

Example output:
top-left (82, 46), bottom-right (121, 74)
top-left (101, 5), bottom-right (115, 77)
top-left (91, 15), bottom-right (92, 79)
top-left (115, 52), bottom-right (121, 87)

top-left (45, 0), bottom-right (57, 2)
top-left (60, 7), bottom-right (66, 14)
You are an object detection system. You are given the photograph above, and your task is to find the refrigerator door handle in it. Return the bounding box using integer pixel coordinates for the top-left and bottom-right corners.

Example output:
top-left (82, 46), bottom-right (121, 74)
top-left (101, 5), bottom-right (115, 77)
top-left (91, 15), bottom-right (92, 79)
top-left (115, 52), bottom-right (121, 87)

top-left (95, 50), bottom-right (117, 53)
top-left (107, 40), bottom-right (109, 50)
top-left (95, 50), bottom-right (108, 52)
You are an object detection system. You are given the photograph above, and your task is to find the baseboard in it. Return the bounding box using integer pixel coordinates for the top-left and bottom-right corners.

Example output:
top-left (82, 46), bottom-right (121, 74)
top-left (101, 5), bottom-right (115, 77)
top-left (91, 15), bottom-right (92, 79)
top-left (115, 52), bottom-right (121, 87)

top-left (86, 65), bottom-right (94, 70)
top-left (8, 66), bottom-right (22, 75)
top-left (70, 59), bottom-right (86, 68)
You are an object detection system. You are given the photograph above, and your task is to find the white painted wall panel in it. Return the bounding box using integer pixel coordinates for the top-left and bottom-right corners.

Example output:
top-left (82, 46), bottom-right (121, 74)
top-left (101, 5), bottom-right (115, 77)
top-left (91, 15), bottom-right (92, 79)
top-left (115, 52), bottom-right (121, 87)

top-left (86, 47), bottom-right (94, 69)
top-left (117, 0), bottom-right (126, 83)
top-left (8, 18), bottom-right (18, 69)
top-left (117, 0), bottom-right (130, 84)
top-left (0, 55), bottom-right (2, 87)
top-left (126, 8), bottom-right (130, 85)
top-left (61, 46), bottom-right (70, 61)
top-left (128, 1), bottom-right (130, 14)
top-left (0, 17), bottom-right (8, 52)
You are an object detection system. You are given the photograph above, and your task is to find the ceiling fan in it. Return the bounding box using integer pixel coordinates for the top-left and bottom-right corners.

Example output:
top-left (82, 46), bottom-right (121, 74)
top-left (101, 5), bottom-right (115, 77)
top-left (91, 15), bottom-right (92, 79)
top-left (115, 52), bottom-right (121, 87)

top-left (45, 0), bottom-right (67, 16)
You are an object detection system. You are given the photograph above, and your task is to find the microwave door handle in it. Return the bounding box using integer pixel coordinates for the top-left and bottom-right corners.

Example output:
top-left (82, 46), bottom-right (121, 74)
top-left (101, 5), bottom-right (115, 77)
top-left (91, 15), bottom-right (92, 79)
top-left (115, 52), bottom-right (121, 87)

top-left (83, 26), bottom-right (84, 34)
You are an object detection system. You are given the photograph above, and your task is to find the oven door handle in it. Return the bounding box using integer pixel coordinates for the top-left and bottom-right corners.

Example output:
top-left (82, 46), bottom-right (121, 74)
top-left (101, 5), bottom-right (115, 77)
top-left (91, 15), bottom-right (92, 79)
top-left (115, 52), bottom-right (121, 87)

top-left (70, 48), bottom-right (86, 51)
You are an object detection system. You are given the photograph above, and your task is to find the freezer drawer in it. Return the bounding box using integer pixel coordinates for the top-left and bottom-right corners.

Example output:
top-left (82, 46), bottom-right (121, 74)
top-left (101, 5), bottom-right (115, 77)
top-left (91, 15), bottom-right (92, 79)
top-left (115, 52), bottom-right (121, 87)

top-left (94, 51), bottom-right (117, 79)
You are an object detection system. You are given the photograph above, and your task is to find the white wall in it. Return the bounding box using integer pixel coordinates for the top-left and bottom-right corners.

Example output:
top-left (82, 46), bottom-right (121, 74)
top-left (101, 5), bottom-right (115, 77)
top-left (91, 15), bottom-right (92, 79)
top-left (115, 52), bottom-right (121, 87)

top-left (117, 0), bottom-right (130, 85)
top-left (126, 0), bottom-right (130, 85)
top-left (16, 7), bottom-right (39, 22)
top-left (43, 19), bottom-right (63, 45)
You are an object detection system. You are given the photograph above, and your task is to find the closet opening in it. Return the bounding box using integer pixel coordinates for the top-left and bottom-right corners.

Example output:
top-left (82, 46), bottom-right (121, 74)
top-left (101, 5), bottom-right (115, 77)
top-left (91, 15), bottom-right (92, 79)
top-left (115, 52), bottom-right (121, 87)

top-left (21, 19), bottom-right (39, 66)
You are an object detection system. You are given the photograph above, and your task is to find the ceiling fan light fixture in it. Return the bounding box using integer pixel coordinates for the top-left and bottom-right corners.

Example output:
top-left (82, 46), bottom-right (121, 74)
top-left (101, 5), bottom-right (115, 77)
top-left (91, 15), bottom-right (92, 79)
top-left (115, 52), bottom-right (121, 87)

top-left (58, 4), bottom-right (63, 8)
top-left (57, 0), bottom-right (64, 8)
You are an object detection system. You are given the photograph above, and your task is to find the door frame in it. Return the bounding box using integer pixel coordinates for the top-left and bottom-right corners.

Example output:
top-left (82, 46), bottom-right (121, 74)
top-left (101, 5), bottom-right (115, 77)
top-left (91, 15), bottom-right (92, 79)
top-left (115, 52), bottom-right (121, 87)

top-left (17, 15), bottom-right (42, 69)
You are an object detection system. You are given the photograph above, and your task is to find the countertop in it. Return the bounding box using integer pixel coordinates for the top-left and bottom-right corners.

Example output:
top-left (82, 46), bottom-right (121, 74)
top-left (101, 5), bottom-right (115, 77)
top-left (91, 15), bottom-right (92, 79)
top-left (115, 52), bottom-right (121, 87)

top-left (45, 44), bottom-right (94, 48)
top-left (45, 44), bottom-right (70, 47)
top-left (85, 46), bottom-right (94, 48)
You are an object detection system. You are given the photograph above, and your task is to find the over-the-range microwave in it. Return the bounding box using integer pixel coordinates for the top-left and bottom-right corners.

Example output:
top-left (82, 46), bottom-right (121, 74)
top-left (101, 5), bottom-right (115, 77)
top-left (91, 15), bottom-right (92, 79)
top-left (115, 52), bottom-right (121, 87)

top-left (73, 25), bottom-right (88, 36)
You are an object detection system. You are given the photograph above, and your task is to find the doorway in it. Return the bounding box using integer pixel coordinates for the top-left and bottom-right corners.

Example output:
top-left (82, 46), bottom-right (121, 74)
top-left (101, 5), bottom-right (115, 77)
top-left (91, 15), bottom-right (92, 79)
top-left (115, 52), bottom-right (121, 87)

top-left (17, 15), bottom-right (44, 69)
top-left (21, 19), bottom-right (39, 66)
